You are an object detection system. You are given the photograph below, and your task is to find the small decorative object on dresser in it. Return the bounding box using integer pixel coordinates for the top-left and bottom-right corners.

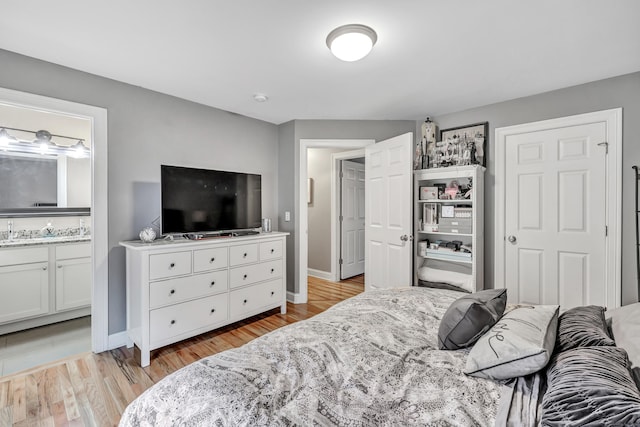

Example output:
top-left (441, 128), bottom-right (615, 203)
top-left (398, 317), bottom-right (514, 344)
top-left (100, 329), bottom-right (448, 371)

top-left (139, 227), bottom-right (156, 243)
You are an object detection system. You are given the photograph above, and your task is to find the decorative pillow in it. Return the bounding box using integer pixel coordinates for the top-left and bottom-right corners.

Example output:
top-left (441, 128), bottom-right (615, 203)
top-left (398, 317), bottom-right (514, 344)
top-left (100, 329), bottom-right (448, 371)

top-left (541, 346), bottom-right (640, 426)
top-left (555, 305), bottom-right (615, 353)
top-left (438, 288), bottom-right (507, 350)
top-left (464, 305), bottom-right (559, 380)
top-left (606, 302), bottom-right (640, 389)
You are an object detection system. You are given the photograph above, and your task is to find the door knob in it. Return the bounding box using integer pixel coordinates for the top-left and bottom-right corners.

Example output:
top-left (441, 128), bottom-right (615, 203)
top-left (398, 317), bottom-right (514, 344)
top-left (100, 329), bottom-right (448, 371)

top-left (508, 235), bottom-right (517, 243)
top-left (400, 235), bottom-right (409, 242)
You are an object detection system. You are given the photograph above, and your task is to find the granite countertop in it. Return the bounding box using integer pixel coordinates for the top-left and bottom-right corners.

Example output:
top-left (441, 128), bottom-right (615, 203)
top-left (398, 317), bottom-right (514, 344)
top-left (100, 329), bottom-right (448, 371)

top-left (0, 235), bottom-right (92, 248)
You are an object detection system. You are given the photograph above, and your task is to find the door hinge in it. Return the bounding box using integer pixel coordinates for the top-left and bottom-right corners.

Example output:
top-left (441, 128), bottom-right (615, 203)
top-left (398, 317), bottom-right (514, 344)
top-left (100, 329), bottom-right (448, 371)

top-left (597, 142), bottom-right (609, 154)
top-left (340, 171), bottom-right (344, 178)
top-left (339, 258), bottom-right (343, 265)
top-left (339, 215), bottom-right (343, 222)
top-left (605, 225), bottom-right (608, 237)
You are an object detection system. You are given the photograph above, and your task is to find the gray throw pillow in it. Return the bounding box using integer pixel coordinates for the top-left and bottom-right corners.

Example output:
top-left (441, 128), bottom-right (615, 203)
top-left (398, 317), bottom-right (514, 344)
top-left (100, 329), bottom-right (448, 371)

top-left (464, 305), bottom-right (559, 380)
top-left (606, 302), bottom-right (640, 389)
top-left (541, 346), bottom-right (640, 426)
top-left (438, 288), bottom-right (507, 350)
top-left (556, 305), bottom-right (615, 353)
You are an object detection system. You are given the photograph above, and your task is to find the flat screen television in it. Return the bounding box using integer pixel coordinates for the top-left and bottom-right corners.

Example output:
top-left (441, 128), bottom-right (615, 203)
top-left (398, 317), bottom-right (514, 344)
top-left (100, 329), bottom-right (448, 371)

top-left (161, 165), bottom-right (262, 235)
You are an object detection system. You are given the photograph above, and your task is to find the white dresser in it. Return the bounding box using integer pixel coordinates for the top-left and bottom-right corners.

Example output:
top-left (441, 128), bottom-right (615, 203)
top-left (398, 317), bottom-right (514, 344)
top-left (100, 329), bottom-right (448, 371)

top-left (120, 232), bottom-right (288, 367)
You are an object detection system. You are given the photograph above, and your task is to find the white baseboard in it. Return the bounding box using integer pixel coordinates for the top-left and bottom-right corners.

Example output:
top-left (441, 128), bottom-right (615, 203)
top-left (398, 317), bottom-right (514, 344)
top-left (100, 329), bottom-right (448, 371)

top-left (107, 331), bottom-right (130, 350)
top-left (287, 291), bottom-right (306, 304)
top-left (308, 268), bottom-right (333, 281)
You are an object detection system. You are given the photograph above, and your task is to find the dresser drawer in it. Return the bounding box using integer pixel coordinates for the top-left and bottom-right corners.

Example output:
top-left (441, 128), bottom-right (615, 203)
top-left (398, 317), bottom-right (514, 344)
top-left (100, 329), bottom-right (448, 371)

top-left (259, 240), bottom-right (282, 260)
top-left (229, 259), bottom-right (282, 289)
top-left (149, 270), bottom-right (229, 309)
top-left (229, 279), bottom-right (283, 320)
top-left (149, 251), bottom-right (192, 281)
top-left (150, 293), bottom-right (228, 344)
top-left (193, 247), bottom-right (228, 272)
top-left (229, 244), bottom-right (258, 266)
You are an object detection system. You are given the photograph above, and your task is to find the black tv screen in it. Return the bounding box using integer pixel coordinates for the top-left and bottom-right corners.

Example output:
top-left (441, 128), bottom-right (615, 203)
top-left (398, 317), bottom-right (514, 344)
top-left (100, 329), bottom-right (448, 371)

top-left (161, 165), bottom-right (262, 235)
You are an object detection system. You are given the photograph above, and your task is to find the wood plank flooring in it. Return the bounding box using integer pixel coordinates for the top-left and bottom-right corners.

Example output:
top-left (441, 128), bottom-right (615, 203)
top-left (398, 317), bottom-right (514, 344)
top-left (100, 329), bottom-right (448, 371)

top-left (0, 275), bottom-right (364, 426)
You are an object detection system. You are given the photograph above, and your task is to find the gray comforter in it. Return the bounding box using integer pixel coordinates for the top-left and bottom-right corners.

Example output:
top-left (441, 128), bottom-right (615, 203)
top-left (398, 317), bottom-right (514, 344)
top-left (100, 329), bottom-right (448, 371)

top-left (120, 287), bottom-right (503, 426)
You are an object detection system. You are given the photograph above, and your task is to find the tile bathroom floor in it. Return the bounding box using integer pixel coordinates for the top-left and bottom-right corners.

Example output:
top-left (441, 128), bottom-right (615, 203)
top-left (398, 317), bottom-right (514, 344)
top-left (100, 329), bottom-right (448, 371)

top-left (0, 316), bottom-right (91, 377)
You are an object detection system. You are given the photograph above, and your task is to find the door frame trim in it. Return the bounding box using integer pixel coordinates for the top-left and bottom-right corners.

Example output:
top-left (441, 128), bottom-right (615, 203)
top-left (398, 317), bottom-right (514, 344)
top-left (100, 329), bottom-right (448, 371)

top-left (332, 150), bottom-right (366, 281)
top-left (298, 139), bottom-right (374, 303)
top-left (0, 86), bottom-right (109, 351)
top-left (494, 108), bottom-right (622, 307)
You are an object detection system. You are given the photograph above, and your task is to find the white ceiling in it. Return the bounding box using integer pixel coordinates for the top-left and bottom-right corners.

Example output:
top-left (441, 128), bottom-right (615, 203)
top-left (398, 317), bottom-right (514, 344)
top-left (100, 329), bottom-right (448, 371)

top-left (2, 1), bottom-right (639, 125)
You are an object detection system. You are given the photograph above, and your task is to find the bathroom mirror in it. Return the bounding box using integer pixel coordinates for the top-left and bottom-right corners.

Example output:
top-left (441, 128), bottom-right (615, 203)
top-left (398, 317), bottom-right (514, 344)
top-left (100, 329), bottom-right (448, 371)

top-left (0, 102), bottom-right (91, 217)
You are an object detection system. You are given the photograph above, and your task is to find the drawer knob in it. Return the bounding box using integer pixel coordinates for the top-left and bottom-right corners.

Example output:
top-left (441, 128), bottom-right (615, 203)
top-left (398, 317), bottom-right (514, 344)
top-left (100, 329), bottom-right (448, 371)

top-left (170, 289), bottom-right (175, 295)
top-left (270, 291), bottom-right (274, 296)
top-left (210, 308), bottom-right (216, 313)
top-left (243, 274), bottom-right (247, 280)
top-left (210, 257), bottom-right (215, 263)
top-left (243, 299), bottom-right (248, 304)
top-left (270, 249), bottom-right (274, 253)
top-left (169, 262), bottom-right (175, 269)
top-left (57, 264), bottom-right (63, 269)
top-left (243, 253), bottom-right (247, 258)
top-left (271, 268), bottom-right (275, 273)
top-left (170, 320), bottom-right (176, 325)
top-left (42, 266), bottom-right (48, 271)
top-left (210, 281), bottom-right (215, 287)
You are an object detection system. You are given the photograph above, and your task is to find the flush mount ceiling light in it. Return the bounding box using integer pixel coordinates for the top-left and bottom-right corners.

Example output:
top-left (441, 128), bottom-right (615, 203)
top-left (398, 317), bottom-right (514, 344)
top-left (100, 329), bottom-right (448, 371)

top-left (326, 24), bottom-right (377, 62)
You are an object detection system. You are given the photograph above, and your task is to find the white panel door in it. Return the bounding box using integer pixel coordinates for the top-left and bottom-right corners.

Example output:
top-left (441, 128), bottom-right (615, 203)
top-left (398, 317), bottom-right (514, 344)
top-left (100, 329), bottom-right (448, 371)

top-left (341, 160), bottom-right (365, 279)
top-left (504, 122), bottom-right (607, 308)
top-left (365, 133), bottom-right (413, 291)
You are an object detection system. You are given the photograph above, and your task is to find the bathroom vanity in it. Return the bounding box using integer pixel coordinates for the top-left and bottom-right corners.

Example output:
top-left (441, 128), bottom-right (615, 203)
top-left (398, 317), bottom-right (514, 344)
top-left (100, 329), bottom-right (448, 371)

top-left (0, 237), bottom-right (91, 335)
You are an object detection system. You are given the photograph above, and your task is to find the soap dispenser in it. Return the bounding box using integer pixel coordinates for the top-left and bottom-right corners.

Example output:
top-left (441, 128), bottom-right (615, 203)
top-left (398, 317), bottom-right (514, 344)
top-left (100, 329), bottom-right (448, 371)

top-left (41, 221), bottom-right (56, 237)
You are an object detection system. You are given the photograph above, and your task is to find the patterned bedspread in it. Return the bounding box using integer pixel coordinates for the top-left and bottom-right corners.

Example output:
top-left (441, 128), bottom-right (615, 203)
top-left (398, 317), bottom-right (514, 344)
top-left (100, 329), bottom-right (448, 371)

top-left (120, 287), bottom-right (503, 426)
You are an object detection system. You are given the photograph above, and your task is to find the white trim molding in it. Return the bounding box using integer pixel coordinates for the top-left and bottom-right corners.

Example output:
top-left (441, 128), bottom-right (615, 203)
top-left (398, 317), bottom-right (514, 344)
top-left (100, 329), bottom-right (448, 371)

top-left (307, 268), bottom-right (333, 281)
top-left (108, 331), bottom-right (131, 350)
top-left (286, 291), bottom-right (306, 304)
top-left (0, 87), bottom-right (109, 353)
top-left (494, 108), bottom-right (622, 307)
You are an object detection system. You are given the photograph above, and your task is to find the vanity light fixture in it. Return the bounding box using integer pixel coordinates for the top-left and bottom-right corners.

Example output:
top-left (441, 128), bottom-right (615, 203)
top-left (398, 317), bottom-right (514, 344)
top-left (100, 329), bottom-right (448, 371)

top-left (0, 126), bottom-right (90, 158)
top-left (0, 128), bottom-right (18, 149)
top-left (326, 24), bottom-right (378, 62)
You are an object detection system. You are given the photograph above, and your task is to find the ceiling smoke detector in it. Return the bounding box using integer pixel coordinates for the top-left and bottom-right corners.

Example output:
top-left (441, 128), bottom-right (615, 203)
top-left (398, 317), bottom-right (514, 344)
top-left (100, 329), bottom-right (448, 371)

top-left (253, 94), bottom-right (269, 102)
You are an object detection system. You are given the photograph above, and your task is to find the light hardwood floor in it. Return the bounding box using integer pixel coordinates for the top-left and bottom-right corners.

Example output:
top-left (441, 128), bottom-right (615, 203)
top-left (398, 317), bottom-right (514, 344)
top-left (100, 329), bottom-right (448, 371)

top-left (0, 275), bottom-right (364, 426)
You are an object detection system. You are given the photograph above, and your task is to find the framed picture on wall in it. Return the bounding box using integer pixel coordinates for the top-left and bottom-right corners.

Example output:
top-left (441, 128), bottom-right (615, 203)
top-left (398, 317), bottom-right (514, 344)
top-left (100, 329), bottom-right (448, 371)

top-left (433, 122), bottom-right (488, 168)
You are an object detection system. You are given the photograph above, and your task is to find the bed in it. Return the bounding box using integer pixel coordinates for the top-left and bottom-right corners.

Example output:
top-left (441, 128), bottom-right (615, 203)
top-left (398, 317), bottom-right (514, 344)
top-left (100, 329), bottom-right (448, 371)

top-left (119, 287), bottom-right (640, 426)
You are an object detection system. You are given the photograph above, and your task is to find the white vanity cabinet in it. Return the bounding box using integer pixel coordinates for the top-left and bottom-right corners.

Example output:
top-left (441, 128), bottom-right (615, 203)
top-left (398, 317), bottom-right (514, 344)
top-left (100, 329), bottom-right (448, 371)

top-left (0, 247), bottom-right (49, 324)
top-left (0, 241), bottom-right (92, 334)
top-left (121, 232), bottom-right (288, 367)
top-left (55, 243), bottom-right (92, 311)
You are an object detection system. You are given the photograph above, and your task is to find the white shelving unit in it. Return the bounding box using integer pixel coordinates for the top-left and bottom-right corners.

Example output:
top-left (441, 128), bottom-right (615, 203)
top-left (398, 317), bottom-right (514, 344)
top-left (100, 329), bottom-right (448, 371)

top-left (413, 165), bottom-right (484, 292)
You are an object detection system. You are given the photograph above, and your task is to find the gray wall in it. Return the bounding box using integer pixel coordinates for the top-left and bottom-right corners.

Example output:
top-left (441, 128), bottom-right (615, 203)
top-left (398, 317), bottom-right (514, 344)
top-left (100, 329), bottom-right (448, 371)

top-left (430, 71), bottom-right (640, 305)
top-left (0, 49), bottom-right (280, 334)
top-left (278, 120), bottom-right (416, 294)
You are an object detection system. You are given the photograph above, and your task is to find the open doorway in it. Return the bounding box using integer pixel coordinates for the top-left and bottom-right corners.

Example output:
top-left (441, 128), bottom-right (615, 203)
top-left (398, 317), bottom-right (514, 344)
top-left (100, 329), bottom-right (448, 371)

top-left (307, 149), bottom-right (366, 282)
top-left (0, 87), bottom-right (108, 375)
top-left (298, 139), bottom-right (374, 302)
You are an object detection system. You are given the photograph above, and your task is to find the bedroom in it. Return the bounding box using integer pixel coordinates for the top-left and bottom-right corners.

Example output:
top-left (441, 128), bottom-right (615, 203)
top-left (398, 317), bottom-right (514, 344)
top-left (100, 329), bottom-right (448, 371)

top-left (0, 1), bottom-right (639, 425)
